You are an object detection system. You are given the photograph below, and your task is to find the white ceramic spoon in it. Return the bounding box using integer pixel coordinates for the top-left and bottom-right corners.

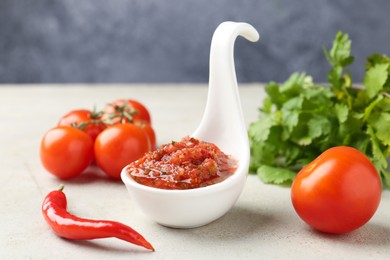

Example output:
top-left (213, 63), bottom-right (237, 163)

top-left (121, 21), bottom-right (259, 228)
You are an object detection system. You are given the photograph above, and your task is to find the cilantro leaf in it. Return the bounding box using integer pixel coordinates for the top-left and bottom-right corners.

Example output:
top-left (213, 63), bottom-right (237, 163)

top-left (334, 103), bottom-right (349, 123)
top-left (366, 53), bottom-right (390, 70)
top-left (308, 115), bottom-right (331, 139)
top-left (324, 31), bottom-right (354, 67)
top-left (368, 112), bottom-right (390, 146)
top-left (248, 118), bottom-right (272, 142)
top-left (257, 165), bottom-right (296, 185)
top-left (363, 63), bottom-right (389, 99)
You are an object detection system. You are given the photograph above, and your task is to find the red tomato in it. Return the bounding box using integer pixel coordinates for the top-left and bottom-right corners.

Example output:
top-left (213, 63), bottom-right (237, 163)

top-left (40, 126), bottom-right (94, 179)
top-left (104, 99), bottom-right (151, 124)
top-left (58, 109), bottom-right (107, 141)
top-left (291, 146), bottom-right (381, 234)
top-left (135, 120), bottom-right (156, 150)
top-left (94, 123), bottom-right (150, 179)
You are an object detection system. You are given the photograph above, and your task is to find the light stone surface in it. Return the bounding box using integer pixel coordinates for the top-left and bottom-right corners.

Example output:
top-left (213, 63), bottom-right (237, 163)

top-left (0, 84), bottom-right (389, 260)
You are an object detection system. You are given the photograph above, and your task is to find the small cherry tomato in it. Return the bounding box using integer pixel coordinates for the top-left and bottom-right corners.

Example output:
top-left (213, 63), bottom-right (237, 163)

top-left (135, 120), bottom-right (156, 150)
top-left (58, 109), bottom-right (107, 141)
top-left (291, 146), bottom-right (381, 234)
top-left (40, 126), bottom-right (94, 179)
top-left (94, 123), bottom-right (150, 179)
top-left (104, 99), bottom-right (151, 124)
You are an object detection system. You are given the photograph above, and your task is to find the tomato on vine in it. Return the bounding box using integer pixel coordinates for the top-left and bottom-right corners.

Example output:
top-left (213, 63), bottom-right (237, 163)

top-left (40, 99), bottom-right (155, 181)
top-left (58, 109), bottom-right (107, 141)
top-left (40, 126), bottom-right (94, 179)
top-left (94, 123), bottom-right (151, 179)
top-left (134, 120), bottom-right (156, 150)
top-left (103, 99), bottom-right (151, 124)
top-left (291, 146), bottom-right (382, 234)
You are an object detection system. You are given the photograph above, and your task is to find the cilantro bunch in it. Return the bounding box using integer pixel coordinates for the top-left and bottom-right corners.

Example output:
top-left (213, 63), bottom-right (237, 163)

top-left (249, 32), bottom-right (390, 188)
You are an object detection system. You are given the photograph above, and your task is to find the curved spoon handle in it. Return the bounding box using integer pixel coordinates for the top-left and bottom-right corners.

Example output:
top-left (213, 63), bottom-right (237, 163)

top-left (193, 22), bottom-right (259, 155)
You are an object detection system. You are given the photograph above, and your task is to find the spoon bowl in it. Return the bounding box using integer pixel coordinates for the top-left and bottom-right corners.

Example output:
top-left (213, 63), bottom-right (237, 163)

top-left (121, 21), bottom-right (259, 228)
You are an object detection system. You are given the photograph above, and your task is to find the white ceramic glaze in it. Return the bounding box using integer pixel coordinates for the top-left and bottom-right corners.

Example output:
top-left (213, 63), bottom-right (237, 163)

top-left (121, 21), bottom-right (259, 228)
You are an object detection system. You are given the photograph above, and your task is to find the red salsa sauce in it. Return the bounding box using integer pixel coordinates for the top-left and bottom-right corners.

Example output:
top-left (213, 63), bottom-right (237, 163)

top-left (126, 136), bottom-right (238, 190)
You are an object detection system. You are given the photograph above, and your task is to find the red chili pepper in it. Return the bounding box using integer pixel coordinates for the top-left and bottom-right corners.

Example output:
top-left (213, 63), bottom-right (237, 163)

top-left (42, 185), bottom-right (154, 251)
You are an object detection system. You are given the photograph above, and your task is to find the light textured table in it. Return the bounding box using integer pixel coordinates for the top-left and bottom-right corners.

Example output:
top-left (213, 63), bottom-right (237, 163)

top-left (1, 84), bottom-right (389, 260)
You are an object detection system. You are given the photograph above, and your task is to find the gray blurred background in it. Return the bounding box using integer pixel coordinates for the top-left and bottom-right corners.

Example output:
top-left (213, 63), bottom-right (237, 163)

top-left (0, 0), bottom-right (389, 84)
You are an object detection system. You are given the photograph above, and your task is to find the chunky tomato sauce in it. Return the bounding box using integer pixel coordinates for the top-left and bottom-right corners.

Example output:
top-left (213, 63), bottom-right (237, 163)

top-left (126, 136), bottom-right (238, 190)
